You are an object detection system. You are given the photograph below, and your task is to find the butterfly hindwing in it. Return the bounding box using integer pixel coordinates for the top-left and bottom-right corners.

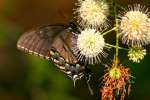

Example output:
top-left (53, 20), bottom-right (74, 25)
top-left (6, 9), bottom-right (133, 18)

top-left (51, 30), bottom-right (78, 64)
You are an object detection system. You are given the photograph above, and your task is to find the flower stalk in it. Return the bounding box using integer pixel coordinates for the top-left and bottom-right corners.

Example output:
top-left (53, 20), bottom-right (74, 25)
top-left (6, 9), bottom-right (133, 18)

top-left (114, 0), bottom-right (119, 67)
top-left (102, 27), bottom-right (116, 36)
top-left (106, 43), bottom-right (128, 51)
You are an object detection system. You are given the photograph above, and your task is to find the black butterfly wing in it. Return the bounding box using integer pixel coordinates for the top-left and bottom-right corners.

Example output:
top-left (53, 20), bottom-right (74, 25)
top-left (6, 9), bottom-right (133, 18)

top-left (17, 25), bottom-right (67, 59)
top-left (51, 31), bottom-right (86, 77)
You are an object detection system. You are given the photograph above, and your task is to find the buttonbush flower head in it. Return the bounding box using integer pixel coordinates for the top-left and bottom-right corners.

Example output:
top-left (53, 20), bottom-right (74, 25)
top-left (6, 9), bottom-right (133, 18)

top-left (101, 61), bottom-right (132, 100)
top-left (72, 28), bottom-right (107, 64)
top-left (75, 0), bottom-right (109, 28)
top-left (119, 4), bottom-right (150, 47)
top-left (128, 47), bottom-right (146, 63)
top-left (109, 67), bottom-right (121, 79)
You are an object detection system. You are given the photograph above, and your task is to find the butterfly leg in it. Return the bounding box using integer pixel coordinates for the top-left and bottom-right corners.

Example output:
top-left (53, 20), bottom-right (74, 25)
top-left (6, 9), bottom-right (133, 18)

top-left (86, 74), bottom-right (94, 95)
top-left (85, 67), bottom-right (94, 95)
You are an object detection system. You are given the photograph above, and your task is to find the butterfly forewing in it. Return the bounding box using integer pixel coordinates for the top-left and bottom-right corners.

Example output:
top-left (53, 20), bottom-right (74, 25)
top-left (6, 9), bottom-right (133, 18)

top-left (17, 25), bottom-right (67, 59)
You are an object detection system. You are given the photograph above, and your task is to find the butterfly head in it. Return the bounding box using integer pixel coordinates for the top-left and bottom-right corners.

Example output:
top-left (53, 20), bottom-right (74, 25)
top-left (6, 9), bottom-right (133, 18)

top-left (68, 21), bottom-right (81, 34)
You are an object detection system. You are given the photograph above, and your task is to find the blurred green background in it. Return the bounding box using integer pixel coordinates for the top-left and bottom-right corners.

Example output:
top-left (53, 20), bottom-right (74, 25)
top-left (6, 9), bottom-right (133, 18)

top-left (0, 0), bottom-right (150, 100)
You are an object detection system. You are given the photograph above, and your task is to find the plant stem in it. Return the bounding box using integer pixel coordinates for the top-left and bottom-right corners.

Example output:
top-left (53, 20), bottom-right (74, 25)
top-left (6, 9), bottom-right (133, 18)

top-left (102, 27), bottom-right (116, 36)
top-left (114, 0), bottom-right (119, 67)
top-left (106, 43), bottom-right (128, 51)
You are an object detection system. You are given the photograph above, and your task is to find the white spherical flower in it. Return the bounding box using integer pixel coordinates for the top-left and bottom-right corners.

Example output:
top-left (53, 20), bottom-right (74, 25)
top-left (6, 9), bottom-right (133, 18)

top-left (128, 47), bottom-right (146, 63)
top-left (75, 0), bottom-right (109, 28)
top-left (72, 28), bottom-right (106, 64)
top-left (119, 4), bottom-right (150, 47)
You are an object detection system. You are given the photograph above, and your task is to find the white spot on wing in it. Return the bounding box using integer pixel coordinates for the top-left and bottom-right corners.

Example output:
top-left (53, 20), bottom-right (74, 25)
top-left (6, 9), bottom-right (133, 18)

top-left (17, 45), bottom-right (50, 60)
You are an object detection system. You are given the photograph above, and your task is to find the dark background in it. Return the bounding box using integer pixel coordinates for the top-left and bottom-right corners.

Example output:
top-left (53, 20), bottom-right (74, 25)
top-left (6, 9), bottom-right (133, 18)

top-left (0, 0), bottom-right (150, 100)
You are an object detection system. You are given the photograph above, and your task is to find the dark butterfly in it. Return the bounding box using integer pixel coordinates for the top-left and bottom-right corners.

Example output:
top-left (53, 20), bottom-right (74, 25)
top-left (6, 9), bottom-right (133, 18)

top-left (17, 22), bottom-right (89, 82)
top-left (17, 22), bottom-right (94, 94)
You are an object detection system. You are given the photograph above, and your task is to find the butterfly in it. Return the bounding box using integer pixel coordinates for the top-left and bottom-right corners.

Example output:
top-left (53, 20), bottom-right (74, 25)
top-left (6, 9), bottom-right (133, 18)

top-left (16, 22), bottom-right (90, 83)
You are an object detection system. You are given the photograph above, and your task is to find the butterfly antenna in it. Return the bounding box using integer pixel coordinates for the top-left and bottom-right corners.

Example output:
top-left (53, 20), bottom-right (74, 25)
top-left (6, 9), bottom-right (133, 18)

top-left (84, 65), bottom-right (94, 95)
